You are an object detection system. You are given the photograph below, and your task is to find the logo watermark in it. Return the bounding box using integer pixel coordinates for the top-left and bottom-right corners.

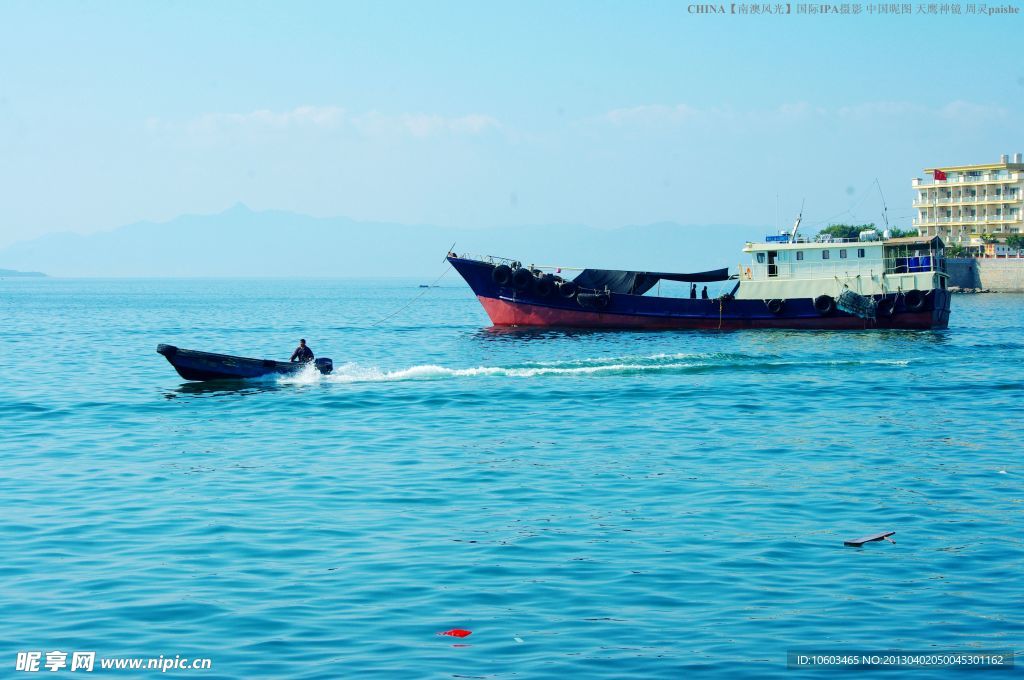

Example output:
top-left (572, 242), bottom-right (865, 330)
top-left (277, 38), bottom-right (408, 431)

top-left (787, 650), bottom-right (1014, 669)
top-left (15, 652), bottom-right (212, 673)
top-left (687, 3), bottom-right (1020, 15)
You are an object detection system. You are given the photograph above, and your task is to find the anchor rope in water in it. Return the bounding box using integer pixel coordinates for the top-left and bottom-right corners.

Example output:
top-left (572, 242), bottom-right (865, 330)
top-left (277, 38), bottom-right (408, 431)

top-left (370, 265), bottom-right (453, 327)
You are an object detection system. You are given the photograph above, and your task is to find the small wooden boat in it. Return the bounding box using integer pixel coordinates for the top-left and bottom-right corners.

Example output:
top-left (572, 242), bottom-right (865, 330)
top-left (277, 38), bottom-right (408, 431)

top-left (157, 344), bottom-right (333, 381)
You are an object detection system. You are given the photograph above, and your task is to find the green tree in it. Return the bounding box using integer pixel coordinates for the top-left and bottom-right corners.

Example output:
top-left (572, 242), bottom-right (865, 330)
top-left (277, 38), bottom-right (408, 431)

top-left (946, 244), bottom-right (969, 257)
top-left (1006, 234), bottom-right (1024, 251)
top-left (887, 227), bottom-right (918, 238)
top-left (817, 223), bottom-right (875, 240)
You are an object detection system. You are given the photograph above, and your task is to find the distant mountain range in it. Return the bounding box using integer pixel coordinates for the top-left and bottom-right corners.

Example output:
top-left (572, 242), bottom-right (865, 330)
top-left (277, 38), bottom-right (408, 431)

top-left (0, 204), bottom-right (767, 277)
top-left (0, 268), bottom-right (46, 277)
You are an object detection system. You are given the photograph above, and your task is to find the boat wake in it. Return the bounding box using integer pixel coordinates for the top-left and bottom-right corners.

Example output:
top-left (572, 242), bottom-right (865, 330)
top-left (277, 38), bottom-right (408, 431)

top-left (276, 353), bottom-right (914, 386)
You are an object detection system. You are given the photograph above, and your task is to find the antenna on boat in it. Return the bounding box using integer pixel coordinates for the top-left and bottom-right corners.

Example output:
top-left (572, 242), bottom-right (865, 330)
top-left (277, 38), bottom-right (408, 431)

top-left (875, 179), bottom-right (890, 233)
top-left (789, 199), bottom-right (805, 242)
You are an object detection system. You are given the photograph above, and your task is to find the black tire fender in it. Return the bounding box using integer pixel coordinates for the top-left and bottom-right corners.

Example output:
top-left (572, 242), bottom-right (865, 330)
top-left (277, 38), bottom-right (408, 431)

top-left (577, 292), bottom-right (610, 310)
top-left (492, 264), bottom-right (512, 286)
top-left (813, 295), bottom-right (836, 315)
top-left (904, 289), bottom-right (926, 312)
top-left (511, 267), bottom-right (533, 292)
top-left (534, 274), bottom-right (555, 297)
top-left (876, 297), bottom-right (896, 318)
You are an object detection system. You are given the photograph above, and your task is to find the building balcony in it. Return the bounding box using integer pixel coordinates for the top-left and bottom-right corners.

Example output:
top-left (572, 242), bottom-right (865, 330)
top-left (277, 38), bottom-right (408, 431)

top-left (912, 172), bottom-right (1024, 188)
top-left (914, 195), bottom-right (1021, 206)
top-left (914, 215), bottom-right (1021, 227)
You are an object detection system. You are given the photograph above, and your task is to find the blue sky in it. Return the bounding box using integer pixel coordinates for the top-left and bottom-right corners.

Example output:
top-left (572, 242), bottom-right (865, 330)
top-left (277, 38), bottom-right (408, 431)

top-left (0, 0), bottom-right (1021, 248)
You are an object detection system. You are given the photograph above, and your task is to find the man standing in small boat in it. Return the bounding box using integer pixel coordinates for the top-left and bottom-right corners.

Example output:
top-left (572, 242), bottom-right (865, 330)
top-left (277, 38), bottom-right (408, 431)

top-left (290, 339), bottom-right (315, 363)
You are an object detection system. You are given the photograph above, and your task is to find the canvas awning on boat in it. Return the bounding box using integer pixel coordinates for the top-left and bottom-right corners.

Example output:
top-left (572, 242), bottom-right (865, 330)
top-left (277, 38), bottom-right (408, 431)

top-left (884, 235), bottom-right (945, 248)
top-left (572, 267), bottom-right (731, 295)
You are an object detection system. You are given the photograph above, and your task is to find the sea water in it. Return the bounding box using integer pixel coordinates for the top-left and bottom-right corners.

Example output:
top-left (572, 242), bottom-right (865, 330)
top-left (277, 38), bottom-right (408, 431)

top-left (0, 278), bottom-right (1021, 678)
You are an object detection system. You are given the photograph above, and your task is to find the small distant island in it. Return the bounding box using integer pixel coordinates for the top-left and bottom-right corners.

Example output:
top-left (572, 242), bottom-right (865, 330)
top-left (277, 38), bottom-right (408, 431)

top-left (0, 268), bottom-right (46, 278)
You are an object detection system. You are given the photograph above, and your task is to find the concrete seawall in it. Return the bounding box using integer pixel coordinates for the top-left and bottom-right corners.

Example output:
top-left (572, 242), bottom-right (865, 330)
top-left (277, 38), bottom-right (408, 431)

top-left (947, 258), bottom-right (1024, 292)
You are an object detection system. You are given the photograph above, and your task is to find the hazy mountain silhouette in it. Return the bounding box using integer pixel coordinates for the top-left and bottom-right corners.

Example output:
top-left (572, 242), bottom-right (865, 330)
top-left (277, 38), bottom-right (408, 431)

top-left (0, 268), bottom-right (46, 277)
top-left (0, 204), bottom-right (767, 277)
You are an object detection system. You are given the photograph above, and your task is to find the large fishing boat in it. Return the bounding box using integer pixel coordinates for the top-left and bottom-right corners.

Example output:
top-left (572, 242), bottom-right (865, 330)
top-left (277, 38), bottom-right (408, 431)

top-left (448, 229), bottom-right (951, 330)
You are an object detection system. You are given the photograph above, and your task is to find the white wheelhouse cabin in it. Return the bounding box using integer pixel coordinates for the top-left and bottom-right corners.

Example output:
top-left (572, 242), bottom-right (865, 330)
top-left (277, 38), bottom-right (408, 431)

top-left (736, 235), bottom-right (949, 301)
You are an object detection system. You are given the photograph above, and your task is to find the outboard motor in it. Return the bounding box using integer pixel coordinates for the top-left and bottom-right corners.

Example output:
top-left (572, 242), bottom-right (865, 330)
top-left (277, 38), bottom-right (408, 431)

top-left (315, 357), bottom-right (333, 375)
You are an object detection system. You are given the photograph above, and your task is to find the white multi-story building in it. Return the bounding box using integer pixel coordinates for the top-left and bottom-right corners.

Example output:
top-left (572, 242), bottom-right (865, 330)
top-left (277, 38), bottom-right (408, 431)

top-left (912, 153), bottom-right (1024, 247)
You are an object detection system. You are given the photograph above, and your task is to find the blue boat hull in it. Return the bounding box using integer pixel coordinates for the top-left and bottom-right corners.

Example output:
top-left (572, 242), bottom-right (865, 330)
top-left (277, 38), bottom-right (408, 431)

top-left (157, 344), bottom-right (333, 381)
top-left (448, 257), bottom-right (951, 330)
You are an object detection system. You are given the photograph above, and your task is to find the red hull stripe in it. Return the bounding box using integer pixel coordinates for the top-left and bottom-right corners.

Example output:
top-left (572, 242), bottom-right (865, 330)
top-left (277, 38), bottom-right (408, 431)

top-left (477, 296), bottom-right (941, 330)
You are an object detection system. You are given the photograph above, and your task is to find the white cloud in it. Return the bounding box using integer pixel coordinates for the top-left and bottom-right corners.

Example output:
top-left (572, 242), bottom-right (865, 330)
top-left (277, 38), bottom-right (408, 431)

top-left (188, 106), bottom-right (346, 134)
top-left (837, 101), bottom-right (919, 118)
top-left (600, 102), bottom-right (823, 127)
top-left (351, 111), bottom-right (501, 138)
top-left (939, 100), bottom-right (1007, 120)
top-left (149, 106), bottom-right (501, 139)
top-left (605, 104), bottom-right (700, 125)
top-left (838, 99), bottom-right (1007, 122)
top-left (600, 100), bottom-right (1009, 127)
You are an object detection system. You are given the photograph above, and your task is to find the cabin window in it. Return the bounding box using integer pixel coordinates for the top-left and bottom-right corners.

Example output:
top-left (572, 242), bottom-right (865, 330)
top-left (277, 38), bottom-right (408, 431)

top-left (796, 251), bottom-right (804, 261)
top-left (839, 249), bottom-right (847, 259)
top-left (822, 250), bottom-right (830, 260)
top-left (756, 253), bottom-right (766, 264)
top-left (857, 248), bottom-right (865, 258)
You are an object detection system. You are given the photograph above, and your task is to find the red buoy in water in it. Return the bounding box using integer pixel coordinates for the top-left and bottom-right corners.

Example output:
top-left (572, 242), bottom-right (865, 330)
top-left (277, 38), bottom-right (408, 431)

top-left (440, 628), bottom-right (472, 638)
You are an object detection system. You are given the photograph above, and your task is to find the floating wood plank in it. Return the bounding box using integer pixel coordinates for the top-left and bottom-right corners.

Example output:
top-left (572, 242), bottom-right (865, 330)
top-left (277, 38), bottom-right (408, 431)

top-left (844, 531), bottom-right (895, 547)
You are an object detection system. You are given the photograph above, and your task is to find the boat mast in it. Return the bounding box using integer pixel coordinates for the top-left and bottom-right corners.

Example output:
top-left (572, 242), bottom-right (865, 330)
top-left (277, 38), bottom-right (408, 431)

top-left (875, 178), bottom-right (890, 234)
top-left (789, 199), bottom-right (805, 242)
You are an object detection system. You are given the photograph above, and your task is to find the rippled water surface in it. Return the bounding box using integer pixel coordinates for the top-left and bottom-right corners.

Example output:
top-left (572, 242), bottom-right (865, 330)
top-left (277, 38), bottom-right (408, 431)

top-left (1, 279), bottom-right (1022, 678)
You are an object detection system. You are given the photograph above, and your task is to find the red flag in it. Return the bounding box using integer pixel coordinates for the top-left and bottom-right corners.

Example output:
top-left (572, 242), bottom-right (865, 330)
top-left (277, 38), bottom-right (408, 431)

top-left (934, 169), bottom-right (947, 181)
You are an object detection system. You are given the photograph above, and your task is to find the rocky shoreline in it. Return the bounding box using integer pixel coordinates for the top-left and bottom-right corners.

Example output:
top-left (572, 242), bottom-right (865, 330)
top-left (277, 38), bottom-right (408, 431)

top-left (949, 286), bottom-right (994, 294)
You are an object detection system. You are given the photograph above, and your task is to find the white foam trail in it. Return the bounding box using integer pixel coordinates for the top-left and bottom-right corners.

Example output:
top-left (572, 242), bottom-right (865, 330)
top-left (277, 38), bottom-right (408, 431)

top-left (275, 353), bottom-right (917, 386)
top-left (307, 360), bottom-right (699, 384)
top-left (829, 358), bottom-right (911, 367)
top-left (276, 351), bottom-right (711, 385)
top-left (277, 361), bottom-right (325, 385)
top-left (529, 352), bottom-right (707, 367)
